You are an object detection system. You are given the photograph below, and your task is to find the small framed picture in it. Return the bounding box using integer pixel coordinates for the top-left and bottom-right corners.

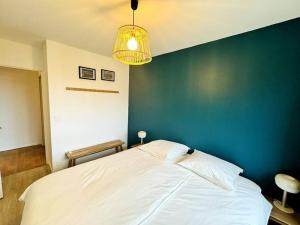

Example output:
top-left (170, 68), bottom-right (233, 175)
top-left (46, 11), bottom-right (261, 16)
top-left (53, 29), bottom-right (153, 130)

top-left (101, 69), bottom-right (115, 82)
top-left (79, 66), bottom-right (96, 80)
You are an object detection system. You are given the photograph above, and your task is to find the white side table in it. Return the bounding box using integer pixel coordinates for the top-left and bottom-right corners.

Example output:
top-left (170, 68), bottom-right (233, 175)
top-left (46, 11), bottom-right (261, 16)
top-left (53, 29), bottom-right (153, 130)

top-left (266, 196), bottom-right (300, 225)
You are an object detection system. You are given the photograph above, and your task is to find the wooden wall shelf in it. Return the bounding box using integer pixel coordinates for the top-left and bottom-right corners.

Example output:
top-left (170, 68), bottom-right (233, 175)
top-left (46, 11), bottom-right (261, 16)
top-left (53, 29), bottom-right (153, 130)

top-left (66, 87), bottom-right (119, 94)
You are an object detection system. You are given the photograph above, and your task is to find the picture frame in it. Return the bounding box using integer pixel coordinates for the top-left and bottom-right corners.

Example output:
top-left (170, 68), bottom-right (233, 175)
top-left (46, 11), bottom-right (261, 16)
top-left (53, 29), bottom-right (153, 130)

top-left (79, 66), bottom-right (96, 80)
top-left (101, 69), bottom-right (115, 82)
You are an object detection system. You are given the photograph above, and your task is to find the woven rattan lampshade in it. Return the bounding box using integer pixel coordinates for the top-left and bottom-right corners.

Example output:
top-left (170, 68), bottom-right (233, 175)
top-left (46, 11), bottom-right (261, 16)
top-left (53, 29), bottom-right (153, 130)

top-left (112, 25), bottom-right (152, 65)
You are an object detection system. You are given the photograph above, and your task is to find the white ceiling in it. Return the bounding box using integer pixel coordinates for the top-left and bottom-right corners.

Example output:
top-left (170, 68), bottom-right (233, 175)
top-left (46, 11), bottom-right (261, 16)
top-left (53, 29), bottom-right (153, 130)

top-left (0, 0), bottom-right (299, 57)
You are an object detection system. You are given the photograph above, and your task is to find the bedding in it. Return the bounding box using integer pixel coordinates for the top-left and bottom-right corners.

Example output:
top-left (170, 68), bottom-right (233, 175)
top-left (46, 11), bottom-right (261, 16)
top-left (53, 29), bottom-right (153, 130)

top-left (20, 147), bottom-right (271, 225)
top-left (178, 150), bottom-right (243, 190)
top-left (138, 140), bottom-right (189, 161)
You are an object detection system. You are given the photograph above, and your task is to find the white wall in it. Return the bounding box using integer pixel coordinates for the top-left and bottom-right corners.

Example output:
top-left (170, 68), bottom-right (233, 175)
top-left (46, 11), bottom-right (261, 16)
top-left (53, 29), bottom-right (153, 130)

top-left (0, 66), bottom-right (43, 151)
top-left (45, 40), bottom-right (129, 170)
top-left (0, 38), bottom-right (43, 71)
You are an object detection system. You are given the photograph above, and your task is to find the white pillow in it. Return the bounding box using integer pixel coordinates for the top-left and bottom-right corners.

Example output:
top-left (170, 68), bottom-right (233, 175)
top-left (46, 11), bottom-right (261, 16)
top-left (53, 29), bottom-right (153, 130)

top-left (138, 140), bottom-right (189, 162)
top-left (178, 150), bottom-right (243, 190)
top-left (165, 147), bottom-right (188, 163)
top-left (237, 176), bottom-right (262, 193)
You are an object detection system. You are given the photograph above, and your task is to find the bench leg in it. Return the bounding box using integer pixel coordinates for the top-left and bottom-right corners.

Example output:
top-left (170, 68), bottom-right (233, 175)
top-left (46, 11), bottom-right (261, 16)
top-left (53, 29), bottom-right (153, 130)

top-left (68, 159), bottom-right (76, 167)
top-left (68, 160), bottom-right (72, 168)
top-left (115, 145), bottom-right (123, 153)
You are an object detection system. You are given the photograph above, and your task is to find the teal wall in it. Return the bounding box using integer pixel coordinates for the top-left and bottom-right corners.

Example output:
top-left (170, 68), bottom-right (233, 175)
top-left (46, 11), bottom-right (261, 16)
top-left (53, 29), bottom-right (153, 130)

top-left (129, 18), bottom-right (300, 203)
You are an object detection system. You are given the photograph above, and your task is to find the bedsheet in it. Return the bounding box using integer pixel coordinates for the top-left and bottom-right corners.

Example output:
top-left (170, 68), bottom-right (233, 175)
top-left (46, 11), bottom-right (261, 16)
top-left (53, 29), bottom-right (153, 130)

top-left (20, 148), bottom-right (271, 225)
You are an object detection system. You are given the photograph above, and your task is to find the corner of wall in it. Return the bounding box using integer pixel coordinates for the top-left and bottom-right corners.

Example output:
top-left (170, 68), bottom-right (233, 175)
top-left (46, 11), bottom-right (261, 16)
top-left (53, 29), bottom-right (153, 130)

top-left (40, 40), bottom-right (53, 169)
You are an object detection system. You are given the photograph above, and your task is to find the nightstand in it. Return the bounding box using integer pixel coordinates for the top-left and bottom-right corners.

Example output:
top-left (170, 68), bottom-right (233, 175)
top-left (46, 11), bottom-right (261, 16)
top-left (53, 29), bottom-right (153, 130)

top-left (266, 196), bottom-right (300, 225)
top-left (130, 143), bottom-right (143, 148)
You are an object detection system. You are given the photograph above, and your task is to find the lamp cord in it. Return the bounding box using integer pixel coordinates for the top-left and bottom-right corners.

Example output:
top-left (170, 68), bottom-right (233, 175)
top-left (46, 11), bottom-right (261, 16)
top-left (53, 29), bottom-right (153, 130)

top-left (133, 10), bottom-right (135, 26)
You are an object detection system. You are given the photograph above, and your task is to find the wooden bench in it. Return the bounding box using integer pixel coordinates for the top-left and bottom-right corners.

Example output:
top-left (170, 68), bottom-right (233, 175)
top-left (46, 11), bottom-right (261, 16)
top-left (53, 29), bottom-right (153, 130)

top-left (66, 140), bottom-right (124, 167)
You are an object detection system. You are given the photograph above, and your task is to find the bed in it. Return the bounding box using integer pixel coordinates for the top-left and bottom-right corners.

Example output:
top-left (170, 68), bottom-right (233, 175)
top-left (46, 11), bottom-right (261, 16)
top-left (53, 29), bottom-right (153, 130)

top-left (19, 142), bottom-right (272, 225)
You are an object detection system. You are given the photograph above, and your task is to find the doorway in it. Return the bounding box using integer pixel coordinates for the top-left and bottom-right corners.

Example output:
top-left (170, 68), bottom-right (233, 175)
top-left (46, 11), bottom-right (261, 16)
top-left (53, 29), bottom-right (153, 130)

top-left (0, 66), bottom-right (46, 176)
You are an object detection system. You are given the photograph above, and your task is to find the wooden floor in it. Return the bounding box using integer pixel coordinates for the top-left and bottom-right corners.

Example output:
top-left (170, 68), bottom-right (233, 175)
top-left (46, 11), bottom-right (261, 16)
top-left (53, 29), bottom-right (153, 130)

top-left (0, 145), bottom-right (46, 177)
top-left (0, 165), bottom-right (50, 225)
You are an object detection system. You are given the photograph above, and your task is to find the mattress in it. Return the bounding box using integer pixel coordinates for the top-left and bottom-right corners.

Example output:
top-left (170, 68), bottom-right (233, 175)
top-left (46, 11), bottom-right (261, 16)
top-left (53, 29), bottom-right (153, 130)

top-left (19, 148), bottom-right (271, 225)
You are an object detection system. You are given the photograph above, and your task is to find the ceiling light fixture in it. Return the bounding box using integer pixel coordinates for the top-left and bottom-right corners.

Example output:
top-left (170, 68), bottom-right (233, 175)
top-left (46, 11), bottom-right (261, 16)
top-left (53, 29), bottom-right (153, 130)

top-left (112, 0), bottom-right (152, 65)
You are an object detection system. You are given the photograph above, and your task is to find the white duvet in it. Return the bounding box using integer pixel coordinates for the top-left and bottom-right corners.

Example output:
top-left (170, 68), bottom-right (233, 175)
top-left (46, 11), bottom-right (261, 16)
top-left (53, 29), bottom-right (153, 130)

top-left (20, 148), bottom-right (271, 225)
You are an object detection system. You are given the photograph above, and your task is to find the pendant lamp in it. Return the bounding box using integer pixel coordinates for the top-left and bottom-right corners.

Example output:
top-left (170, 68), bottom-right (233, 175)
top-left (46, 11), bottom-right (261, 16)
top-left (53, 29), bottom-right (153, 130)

top-left (112, 0), bottom-right (152, 65)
